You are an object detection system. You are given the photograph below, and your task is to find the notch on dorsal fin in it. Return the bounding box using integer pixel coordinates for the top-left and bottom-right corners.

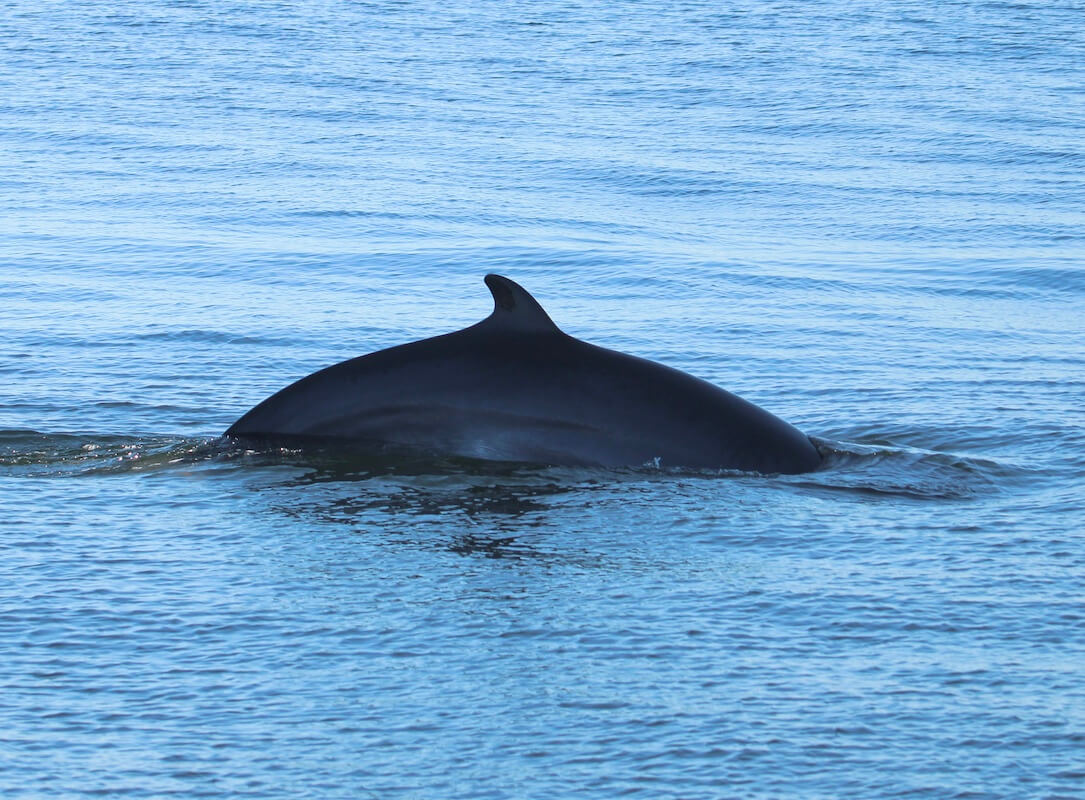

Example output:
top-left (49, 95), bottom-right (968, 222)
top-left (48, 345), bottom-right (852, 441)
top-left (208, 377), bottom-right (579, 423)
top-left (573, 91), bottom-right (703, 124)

top-left (482, 274), bottom-right (562, 334)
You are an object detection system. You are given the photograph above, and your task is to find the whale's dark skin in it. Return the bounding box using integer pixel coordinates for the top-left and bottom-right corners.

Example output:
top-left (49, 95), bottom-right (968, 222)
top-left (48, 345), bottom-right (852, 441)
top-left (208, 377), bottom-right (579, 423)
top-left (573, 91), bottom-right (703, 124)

top-left (226, 274), bottom-right (821, 474)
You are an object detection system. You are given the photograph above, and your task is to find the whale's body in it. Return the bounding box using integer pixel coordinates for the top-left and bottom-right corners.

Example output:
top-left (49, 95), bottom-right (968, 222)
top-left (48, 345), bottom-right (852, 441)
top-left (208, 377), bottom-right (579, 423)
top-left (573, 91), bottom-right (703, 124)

top-left (226, 275), bottom-right (821, 474)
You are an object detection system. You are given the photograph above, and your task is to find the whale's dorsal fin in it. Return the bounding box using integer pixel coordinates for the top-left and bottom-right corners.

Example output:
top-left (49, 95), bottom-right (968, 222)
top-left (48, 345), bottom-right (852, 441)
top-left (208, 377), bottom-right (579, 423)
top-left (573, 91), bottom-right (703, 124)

top-left (482, 274), bottom-right (562, 334)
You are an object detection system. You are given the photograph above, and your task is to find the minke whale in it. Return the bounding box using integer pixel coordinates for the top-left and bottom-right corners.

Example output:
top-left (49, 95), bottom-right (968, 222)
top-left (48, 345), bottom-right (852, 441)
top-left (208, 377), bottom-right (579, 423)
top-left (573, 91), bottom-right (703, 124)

top-left (226, 274), bottom-right (821, 474)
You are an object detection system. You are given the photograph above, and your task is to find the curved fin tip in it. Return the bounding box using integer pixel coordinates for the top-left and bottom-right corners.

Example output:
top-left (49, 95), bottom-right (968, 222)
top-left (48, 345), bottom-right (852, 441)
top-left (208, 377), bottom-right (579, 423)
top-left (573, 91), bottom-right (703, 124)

top-left (481, 274), bottom-right (560, 334)
top-left (484, 274), bottom-right (516, 312)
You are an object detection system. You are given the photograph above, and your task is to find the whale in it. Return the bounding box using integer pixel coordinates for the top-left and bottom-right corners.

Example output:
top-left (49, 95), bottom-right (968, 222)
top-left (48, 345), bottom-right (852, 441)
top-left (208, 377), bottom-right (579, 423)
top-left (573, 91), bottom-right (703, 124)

top-left (226, 274), bottom-right (821, 474)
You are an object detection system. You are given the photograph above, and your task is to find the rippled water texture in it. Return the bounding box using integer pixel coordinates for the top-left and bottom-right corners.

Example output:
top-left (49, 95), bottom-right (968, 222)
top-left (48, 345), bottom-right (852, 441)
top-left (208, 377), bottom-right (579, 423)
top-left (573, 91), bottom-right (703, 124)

top-left (2, 1), bottom-right (1084, 797)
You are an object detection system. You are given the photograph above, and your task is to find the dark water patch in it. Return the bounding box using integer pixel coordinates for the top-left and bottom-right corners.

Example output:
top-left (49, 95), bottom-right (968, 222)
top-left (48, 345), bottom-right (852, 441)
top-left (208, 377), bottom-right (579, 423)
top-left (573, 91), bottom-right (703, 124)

top-left (0, 282), bottom-right (121, 304)
top-left (967, 264), bottom-right (1085, 296)
top-left (128, 329), bottom-right (293, 346)
top-left (286, 208), bottom-right (647, 240)
top-left (291, 209), bottom-right (418, 220)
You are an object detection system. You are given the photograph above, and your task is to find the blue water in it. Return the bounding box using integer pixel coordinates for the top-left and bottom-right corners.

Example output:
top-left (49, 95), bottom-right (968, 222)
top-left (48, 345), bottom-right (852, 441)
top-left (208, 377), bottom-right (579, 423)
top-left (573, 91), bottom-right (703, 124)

top-left (3, 1), bottom-right (1084, 797)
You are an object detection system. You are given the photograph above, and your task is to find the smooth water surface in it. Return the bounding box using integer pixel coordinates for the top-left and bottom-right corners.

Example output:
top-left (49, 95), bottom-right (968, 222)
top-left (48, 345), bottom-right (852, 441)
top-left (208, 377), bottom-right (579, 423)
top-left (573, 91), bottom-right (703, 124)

top-left (2, 1), bottom-right (1084, 797)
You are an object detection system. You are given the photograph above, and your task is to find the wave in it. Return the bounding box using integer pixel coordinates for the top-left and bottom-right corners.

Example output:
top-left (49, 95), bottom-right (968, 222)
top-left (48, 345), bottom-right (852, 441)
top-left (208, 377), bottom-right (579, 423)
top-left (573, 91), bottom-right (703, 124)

top-left (0, 430), bottom-right (225, 478)
top-left (793, 437), bottom-right (1024, 500)
top-left (0, 429), bottom-right (1031, 503)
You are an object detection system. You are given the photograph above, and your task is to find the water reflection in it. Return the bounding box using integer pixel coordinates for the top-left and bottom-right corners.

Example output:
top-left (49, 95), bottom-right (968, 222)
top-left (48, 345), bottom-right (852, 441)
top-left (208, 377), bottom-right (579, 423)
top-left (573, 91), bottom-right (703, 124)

top-left (309, 481), bottom-right (565, 525)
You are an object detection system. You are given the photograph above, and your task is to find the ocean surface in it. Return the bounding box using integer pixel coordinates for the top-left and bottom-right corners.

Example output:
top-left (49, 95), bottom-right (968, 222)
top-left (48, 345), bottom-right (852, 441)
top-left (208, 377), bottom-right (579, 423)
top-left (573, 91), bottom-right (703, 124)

top-left (2, 1), bottom-right (1084, 797)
